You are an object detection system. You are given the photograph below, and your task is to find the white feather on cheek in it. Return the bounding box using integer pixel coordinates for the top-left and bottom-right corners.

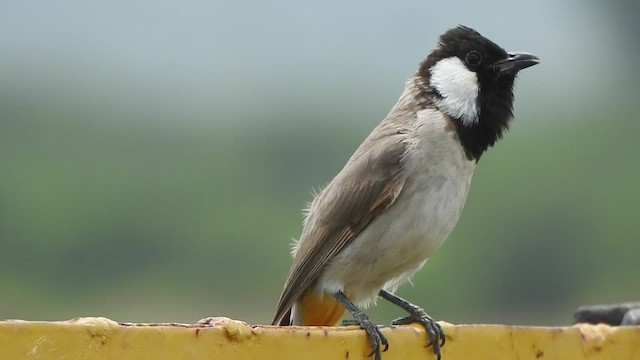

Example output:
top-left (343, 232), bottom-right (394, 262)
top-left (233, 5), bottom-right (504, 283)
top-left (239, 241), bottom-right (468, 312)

top-left (429, 57), bottom-right (480, 125)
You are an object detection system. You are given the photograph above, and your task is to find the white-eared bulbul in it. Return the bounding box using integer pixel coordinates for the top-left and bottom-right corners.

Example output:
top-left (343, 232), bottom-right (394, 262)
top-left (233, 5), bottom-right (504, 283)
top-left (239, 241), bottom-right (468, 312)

top-left (272, 25), bottom-right (539, 360)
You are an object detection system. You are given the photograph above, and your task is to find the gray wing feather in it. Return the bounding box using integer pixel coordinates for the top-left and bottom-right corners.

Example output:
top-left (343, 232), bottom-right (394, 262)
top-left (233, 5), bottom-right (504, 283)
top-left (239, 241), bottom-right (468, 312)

top-left (272, 122), bottom-right (409, 325)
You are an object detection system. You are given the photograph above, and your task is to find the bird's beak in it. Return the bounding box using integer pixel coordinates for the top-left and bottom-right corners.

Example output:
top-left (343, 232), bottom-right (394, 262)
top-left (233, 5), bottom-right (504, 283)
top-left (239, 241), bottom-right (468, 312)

top-left (492, 52), bottom-right (540, 75)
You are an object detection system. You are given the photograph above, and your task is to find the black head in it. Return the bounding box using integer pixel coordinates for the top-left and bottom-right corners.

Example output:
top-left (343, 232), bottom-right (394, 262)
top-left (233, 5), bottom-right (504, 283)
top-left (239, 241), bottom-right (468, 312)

top-left (417, 25), bottom-right (539, 160)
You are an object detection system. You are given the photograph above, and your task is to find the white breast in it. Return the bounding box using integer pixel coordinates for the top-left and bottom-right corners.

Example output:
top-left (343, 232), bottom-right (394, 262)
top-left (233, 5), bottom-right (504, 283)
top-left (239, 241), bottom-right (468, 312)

top-left (317, 109), bottom-right (476, 307)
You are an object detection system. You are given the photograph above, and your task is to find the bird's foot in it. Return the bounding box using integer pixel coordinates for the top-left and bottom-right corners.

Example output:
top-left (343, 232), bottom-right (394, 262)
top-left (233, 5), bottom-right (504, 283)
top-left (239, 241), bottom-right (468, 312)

top-left (350, 311), bottom-right (388, 360)
top-left (391, 307), bottom-right (445, 360)
top-left (334, 291), bottom-right (388, 359)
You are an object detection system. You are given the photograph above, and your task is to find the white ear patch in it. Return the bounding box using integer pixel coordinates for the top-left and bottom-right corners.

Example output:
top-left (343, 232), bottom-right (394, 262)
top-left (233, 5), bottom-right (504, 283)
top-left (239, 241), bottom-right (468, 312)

top-left (429, 57), bottom-right (480, 125)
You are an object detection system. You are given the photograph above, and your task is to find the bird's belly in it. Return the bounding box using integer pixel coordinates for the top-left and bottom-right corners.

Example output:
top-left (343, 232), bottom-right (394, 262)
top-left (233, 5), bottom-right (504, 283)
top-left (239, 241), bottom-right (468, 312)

top-left (317, 167), bottom-right (474, 307)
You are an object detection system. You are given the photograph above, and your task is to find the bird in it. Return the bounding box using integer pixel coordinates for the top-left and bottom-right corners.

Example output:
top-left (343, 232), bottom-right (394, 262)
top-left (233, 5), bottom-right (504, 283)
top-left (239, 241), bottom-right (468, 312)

top-left (272, 25), bottom-right (539, 360)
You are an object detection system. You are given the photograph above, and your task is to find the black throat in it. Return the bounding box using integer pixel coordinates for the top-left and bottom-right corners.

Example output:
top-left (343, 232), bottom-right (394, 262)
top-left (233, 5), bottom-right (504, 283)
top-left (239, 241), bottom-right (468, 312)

top-left (415, 71), bottom-right (516, 161)
top-left (455, 75), bottom-right (515, 161)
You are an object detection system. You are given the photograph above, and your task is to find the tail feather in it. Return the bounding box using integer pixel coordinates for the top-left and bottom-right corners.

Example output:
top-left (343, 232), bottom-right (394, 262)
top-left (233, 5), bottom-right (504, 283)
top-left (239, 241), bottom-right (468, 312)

top-left (278, 308), bottom-right (292, 326)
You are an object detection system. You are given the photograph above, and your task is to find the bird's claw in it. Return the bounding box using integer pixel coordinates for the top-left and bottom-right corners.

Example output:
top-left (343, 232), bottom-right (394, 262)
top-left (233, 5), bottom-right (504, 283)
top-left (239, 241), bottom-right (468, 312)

top-left (392, 310), bottom-right (445, 360)
top-left (350, 312), bottom-right (388, 360)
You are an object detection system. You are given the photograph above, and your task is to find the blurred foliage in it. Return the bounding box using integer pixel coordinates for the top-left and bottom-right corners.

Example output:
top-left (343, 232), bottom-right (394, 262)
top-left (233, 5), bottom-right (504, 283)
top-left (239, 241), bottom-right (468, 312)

top-left (1, 0), bottom-right (638, 326)
top-left (1, 100), bottom-right (638, 325)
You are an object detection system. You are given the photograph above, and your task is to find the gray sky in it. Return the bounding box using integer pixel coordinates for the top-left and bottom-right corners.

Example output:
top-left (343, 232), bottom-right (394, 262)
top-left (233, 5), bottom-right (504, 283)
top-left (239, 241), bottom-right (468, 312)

top-left (1, 0), bottom-right (635, 126)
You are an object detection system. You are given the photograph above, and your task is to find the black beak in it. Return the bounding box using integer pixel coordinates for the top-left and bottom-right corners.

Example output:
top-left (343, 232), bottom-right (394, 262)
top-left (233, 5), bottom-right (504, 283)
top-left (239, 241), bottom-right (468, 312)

top-left (492, 52), bottom-right (540, 75)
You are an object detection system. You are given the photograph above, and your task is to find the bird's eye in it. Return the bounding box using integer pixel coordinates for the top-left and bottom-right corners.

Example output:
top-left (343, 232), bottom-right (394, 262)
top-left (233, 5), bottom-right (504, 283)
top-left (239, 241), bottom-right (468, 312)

top-left (465, 51), bottom-right (482, 66)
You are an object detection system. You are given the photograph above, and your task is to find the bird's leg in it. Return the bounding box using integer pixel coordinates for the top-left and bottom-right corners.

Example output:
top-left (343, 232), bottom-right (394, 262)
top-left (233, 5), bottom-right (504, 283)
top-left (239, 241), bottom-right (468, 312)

top-left (333, 291), bottom-right (388, 360)
top-left (340, 319), bottom-right (360, 326)
top-left (378, 290), bottom-right (445, 360)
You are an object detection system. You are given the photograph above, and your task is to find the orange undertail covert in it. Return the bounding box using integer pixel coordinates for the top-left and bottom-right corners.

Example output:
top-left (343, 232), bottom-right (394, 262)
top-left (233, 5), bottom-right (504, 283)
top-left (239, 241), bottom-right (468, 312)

top-left (298, 289), bottom-right (346, 326)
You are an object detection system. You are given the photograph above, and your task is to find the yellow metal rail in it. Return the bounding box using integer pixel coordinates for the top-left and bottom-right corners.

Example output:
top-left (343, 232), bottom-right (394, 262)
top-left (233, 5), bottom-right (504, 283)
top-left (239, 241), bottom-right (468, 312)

top-left (1, 317), bottom-right (639, 359)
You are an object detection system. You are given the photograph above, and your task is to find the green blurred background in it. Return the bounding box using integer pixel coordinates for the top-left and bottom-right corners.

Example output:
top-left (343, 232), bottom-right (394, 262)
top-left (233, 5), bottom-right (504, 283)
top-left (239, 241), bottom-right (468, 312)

top-left (1, 0), bottom-right (638, 326)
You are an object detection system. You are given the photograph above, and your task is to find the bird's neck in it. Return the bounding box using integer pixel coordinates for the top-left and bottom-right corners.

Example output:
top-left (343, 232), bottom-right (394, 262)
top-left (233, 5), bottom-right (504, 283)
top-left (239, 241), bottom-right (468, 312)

top-left (455, 77), bottom-right (515, 161)
top-left (404, 74), bottom-right (515, 161)
top-left (387, 76), bottom-right (435, 115)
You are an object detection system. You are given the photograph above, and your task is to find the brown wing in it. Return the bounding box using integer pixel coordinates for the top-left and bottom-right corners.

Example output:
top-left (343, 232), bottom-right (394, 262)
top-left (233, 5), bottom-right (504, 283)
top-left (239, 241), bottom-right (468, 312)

top-left (272, 123), bottom-right (408, 325)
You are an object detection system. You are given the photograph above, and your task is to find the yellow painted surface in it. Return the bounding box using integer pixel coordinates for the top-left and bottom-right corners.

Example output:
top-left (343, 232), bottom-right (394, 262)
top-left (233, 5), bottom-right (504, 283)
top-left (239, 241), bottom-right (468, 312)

top-left (0, 317), bottom-right (639, 359)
